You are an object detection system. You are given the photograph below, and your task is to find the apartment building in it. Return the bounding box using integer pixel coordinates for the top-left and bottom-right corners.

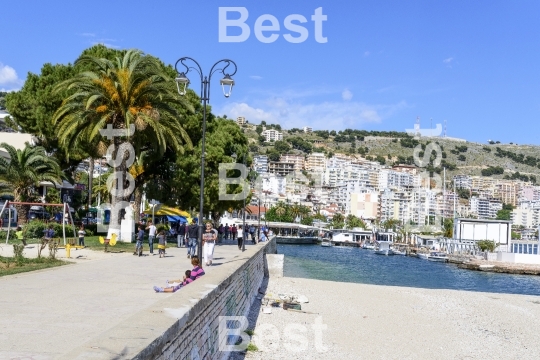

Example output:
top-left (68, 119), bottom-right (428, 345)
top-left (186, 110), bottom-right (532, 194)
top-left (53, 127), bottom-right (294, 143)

top-left (236, 116), bottom-right (247, 125)
top-left (305, 152), bottom-right (326, 171)
top-left (470, 196), bottom-right (502, 219)
top-left (350, 191), bottom-right (379, 219)
top-left (253, 155), bottom-right (268, 174)
top-left (261, 129), bottom-right (283, 142)
top-left (494, 181), bottom-right (521, 207)
top-left (377, 169), bottom-right (417, 191)
top-left (268, 161), bottom-right (295, 177)
top-left (454, 175), bottom-right (472, 189)
top-left (280, 154), bottom-right (305, 172)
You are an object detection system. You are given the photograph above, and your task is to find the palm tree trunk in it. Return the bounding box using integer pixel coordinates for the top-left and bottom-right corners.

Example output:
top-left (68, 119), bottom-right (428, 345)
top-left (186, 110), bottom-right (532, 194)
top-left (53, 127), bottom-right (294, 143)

top-left (133, 185), bottom-right (143, 224)
top-left (88, 158), bottom-right (94, 208)
top-left (108, 141), bottom-right (130, 238)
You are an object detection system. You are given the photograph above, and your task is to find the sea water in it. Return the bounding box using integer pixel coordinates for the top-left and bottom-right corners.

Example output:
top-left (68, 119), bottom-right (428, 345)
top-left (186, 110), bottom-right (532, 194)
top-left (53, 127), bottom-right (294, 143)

top-left (279, 244), bottom-right (540, 296)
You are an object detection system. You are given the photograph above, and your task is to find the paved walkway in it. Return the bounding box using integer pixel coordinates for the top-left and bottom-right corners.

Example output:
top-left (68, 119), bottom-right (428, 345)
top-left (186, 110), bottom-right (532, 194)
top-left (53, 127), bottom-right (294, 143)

top-left (0, 240), bottom-right (263, 359)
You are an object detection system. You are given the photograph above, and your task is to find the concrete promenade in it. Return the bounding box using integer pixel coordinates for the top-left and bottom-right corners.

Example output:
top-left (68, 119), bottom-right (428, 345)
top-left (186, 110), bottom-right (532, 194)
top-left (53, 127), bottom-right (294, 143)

top-left (0, 240), bottom-right (266, 359)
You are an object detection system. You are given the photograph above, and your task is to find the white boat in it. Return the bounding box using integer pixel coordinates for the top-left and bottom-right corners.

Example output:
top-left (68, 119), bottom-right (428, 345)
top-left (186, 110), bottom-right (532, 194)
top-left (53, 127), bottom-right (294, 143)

top-left (392, 249), bottom-right (407, 256)
top-left (417, 253), bottom-right (430, 260)
top-left (321, 241), bottom-right (332, 247)
top-left (375, 241), bottom-right (394, 256)
top-left (428, 252), bottom-right (449, 262)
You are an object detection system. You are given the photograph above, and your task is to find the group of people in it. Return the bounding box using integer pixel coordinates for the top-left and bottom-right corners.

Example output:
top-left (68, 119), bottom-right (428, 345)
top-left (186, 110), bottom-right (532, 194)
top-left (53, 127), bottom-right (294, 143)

top-left (135, 221), bottom-right (168, 258)
top-left (153, 256), bottom-right (205, 293)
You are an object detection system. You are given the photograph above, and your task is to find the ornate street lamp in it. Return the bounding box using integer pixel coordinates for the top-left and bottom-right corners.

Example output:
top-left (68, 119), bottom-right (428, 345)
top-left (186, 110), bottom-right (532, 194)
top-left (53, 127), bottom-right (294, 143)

top-left (174, 57), bottom-right (237, 261)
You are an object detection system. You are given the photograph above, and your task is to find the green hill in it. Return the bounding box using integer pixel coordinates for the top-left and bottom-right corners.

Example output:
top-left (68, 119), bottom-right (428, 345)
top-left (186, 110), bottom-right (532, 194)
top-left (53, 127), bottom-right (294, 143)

top-left (239, 122), bottom-right (540, 183)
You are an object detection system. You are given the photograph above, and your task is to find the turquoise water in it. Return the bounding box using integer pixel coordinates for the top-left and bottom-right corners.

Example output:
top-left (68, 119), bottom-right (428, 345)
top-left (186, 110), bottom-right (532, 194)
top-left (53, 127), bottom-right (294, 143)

top-left (279, 244), bottom-right (540, 296)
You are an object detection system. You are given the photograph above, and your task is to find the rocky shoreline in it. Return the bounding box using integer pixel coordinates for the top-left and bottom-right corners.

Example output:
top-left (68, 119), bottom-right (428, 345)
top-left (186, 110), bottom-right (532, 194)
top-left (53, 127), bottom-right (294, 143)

top-left (447, 254), bottom-right (540, 275)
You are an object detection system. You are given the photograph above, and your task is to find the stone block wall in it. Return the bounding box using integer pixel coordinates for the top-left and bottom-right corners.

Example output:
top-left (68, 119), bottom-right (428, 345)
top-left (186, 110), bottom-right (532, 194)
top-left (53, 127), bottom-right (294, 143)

top-left (135, 237), bottom-right (276, 360)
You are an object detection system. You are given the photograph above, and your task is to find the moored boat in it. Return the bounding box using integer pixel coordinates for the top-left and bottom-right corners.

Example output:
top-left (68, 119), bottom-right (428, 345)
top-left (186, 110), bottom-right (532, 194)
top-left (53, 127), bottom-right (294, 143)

top-left (321, 241), bottom-right (332, 247)
top-left (374, 241), bottom-right (394, 256)
top-left (417, 253), bottom-right (429, 260)
top-left (428, 252), bottom-right (449, 262)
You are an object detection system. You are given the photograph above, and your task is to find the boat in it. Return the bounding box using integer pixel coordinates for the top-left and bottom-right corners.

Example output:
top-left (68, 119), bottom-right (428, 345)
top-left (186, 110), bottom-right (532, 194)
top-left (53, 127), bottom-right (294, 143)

top-left (417, 253), bottom-right (430, 260)
top-left (428, 252), bottom-right (449, 262)
top-left (362, 244), bottom-right (376, 250)
top-left (375, 241), bottom-right (394, 256)
top-left (392, 248), bottom-right (407, 256)
top-left (321, 241), bottom-right (333, 247)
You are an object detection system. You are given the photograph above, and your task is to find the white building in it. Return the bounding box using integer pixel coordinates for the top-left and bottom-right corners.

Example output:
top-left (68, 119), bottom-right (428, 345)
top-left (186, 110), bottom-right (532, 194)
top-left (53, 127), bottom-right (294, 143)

top-left (261, 129), bottom-right (283, 142)
top-left (470, 196), bottom-right (502, 219)
top-left (236, 116), bottom-right (247, 125)
top-left (454, 175), bottom-right (472, 189)
top-left (253, 155), bottom-right (268, 174)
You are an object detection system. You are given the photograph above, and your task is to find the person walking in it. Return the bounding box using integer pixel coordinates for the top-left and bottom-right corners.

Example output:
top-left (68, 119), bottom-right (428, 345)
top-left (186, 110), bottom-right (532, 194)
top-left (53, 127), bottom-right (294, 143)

top-left (187, 218), bottom-right (199, 259)
top-left (249, 225), bottom-right (256, 244)
top-left (231, 224), bottom-right (237, 242)
top-left (157, 230), bottom-right (167, 258)
top-left (202, 222), bottom-right (218, 266)
top-left (78, 225), bottom-right (86, 247)
top-left (224, 223), bottom-right (230, 240)
top-left (146, 221), bottom-right (157, 254)
top-left (177, 222), bottom-right (186, 248)
top-left (237, 225), bottom-right (244, 250)
top-left (217, 224), bottom-right (224, 243)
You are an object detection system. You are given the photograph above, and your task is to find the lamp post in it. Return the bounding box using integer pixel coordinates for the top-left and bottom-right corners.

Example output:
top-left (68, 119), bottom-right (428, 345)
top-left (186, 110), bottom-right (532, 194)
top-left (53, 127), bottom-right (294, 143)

top-left (174, 57), bottom-right (237, 262)
top-left (231, 152), bottom-right (247, 252)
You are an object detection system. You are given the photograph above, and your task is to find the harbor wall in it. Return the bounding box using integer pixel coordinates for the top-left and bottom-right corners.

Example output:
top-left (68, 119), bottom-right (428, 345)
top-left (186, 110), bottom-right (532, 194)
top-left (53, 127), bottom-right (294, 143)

top-left (497, 252), bottom-right (540, 265)
top-left (135, 238), bottom-right (277, 360)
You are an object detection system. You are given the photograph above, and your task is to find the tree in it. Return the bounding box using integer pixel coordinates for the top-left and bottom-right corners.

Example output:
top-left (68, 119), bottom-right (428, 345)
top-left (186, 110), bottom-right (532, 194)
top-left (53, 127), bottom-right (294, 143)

top-left (330, 213), bottom-right (345, 229)
top-left (0, 143), bottom-right (62, 223)
top-left (52, 50), bottom-right (192, 235)
top-left (256, 125), bottom-right (263, 135)
top-left (274, 140), bottom-right (291, 154)
top-left (443, 218), bottom-right (453, 238)
top-left (345, 214), bottom-right (366, 229)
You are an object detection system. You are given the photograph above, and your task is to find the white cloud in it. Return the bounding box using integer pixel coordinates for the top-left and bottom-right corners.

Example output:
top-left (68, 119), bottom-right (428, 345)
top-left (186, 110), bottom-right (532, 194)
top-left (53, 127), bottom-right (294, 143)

top-left (342, 89), bottom-right (353, 101)
top-left (0, 63), bottom-right (23, 90)
top-left (219, 97), bottom-right (408, 130)
top-left (443, 57), bottom-right (453, 64)
top-left (250, 75), bottom-right (262, 80)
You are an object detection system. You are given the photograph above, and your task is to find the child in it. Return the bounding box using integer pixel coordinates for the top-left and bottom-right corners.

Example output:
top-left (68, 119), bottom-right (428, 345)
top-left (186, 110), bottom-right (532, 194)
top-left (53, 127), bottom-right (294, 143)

top-left (190, 256), bottom-right (205, 280)
top-left (154, 270), bottom-right (192, 292)
top-left (78, 225), bottom-right (86, 247)
top-left (15, 226), bottom-right (27, 246)
top-left (134, 225), bottom-right (144, 256)
top-left (157, 230), bottom-right (167, 258)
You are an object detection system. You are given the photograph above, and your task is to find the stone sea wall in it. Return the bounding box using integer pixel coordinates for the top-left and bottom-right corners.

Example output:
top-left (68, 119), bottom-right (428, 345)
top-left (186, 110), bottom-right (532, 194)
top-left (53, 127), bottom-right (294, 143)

top-left (135, 238), bottom-right (277, 360)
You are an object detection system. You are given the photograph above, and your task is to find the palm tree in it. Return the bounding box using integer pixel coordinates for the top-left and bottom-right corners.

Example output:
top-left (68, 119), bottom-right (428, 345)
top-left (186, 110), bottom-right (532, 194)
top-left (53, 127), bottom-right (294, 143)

top-left (0, 143), bottom-right (62, 223)
top-left (52, 50), bottom-right (192, 235)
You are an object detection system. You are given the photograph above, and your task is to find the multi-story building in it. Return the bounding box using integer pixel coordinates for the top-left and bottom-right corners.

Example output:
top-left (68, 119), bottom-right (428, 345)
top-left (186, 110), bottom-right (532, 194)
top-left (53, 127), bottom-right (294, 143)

top-left (268, 161), bottom-right (295, 177)
top-left (453, 175), bottom-right (472, 189)
top-left (305, 152), bottom-right (326, 172)
top-left (350, 191), bottom-right (379, 219)
top-left (470, 196), bottom-right (502, 219)
top-left (494, 181), bottom-right (521, 207)
top-left (236, 116), bottom-right (247, 125)
top-left (261, 129), bottom-right (283, 142)
top-left (280, 154), bottom-right (305, 172)
top-left (377, 169), bottom-right (417, 191)
top-left (303, 126), bottom-right (313, 133)
top-left (253, 155), bottom-right (268, 174)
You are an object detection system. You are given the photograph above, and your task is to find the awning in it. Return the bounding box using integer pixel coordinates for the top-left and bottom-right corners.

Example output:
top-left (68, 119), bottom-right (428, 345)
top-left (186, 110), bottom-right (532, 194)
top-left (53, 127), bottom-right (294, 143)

top-left (166, 215), bottom-right (187, 223)
top-left (143, 205), bottom-right (192, 223)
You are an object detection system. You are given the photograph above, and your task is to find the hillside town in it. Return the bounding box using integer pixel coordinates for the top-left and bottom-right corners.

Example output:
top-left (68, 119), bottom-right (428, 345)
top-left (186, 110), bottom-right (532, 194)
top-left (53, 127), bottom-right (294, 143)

top-left (244, 118), bottom-right (539, 240)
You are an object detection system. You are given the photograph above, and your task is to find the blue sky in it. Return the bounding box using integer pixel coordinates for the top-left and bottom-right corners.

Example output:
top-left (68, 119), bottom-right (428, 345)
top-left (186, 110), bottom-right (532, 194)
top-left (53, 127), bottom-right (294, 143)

top-left (1, 0), bottom-right (540, 144)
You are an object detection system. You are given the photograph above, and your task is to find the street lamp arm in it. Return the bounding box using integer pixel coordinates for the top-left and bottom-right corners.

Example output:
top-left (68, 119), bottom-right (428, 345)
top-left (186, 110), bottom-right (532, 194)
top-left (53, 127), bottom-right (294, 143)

top-left (208, 59), bottom-right (238, 101)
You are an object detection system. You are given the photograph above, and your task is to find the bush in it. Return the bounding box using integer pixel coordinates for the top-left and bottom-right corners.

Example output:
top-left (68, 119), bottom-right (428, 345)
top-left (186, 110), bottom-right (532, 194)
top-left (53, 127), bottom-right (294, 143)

top-left (22, 221), bottom-right (75, 239)
top-left (477, 240), bottom-right (496, 252)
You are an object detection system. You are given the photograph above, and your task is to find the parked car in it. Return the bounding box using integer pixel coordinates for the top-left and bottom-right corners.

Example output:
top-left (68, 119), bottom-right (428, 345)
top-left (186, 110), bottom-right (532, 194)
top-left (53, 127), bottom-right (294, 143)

top-left (28, 211), bottom-right (50, 220)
